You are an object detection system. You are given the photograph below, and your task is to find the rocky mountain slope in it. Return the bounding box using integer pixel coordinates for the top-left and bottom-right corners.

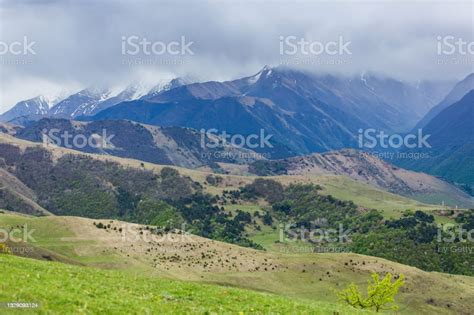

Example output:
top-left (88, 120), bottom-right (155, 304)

top-left (415, 73), bottom-right (474, 129)
top-left (398, 90), bottom-right (474, 188)
top-left (0, 96), bottom-right (53, 125)
top-left (90, 67), bottom-right (453, 156)
top-left (7, 118), bottom-right (263, 169)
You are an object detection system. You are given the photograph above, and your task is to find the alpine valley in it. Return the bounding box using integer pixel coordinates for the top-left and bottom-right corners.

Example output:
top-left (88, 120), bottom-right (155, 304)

top-left (1, 66), bottom-right (473, 314)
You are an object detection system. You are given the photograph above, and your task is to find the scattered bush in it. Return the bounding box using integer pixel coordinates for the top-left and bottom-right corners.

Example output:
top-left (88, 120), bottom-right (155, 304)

top-left (205, 175), bottom-right (223, 186)
top-left (95, 222), bottom-right (105, 229)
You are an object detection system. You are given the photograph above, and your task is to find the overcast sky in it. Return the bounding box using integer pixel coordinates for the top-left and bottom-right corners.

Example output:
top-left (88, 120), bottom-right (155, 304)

top-left (0, 0), bottom-right (473, 112)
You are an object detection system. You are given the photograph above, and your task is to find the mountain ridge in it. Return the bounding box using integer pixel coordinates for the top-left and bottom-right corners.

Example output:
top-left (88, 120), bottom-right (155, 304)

top-left (249, 148), bottom-right (474, 207)
top-left (397, 89), bottom-right (474, 187)
top-left (415, 73), bottom-right (474, 130)
top-left (9, 118), bottom-right (264, 169)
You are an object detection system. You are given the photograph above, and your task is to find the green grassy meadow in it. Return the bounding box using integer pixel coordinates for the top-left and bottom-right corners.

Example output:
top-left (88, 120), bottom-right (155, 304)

top-left (0, 254), bottom-right (368, 315)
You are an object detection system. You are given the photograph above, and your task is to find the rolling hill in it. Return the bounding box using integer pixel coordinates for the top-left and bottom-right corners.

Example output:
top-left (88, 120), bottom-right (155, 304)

top-left (0, 133), bottom-right (471, 270)
top-left (8, 117), bottom-right (471, 208)
top-left (0, 213), bottom-right (474, 314)
top-left (0, 132), bottom-right (467, 213)
top-left (1, 254), bottom-right (352, 314)
top-left (0, 133), bottom-right (473, 313)
top-left (1, 212), bottom-right (473, 314)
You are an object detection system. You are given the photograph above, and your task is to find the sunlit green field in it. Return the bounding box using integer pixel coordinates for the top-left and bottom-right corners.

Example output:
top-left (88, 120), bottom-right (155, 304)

top-left (0, 254), bottom-right (368, 315)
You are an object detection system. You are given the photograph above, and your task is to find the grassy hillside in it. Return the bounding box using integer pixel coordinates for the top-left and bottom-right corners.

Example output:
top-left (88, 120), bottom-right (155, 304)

top-left (247, 149), bottom-right (474, 208)
top-left (0, 133), bottom-right (464, 218)
top-left (0, 134), bottom-right (472, 314)
top-left (1, 212), bottom-right (473, 314)
top-left (272, 175), bottom-right (445, 218)
top-left (0, 254), bottom-right (363, 314)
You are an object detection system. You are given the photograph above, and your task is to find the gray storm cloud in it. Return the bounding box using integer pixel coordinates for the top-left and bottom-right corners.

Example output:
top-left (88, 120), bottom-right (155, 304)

top-left (0, 0), bottom-right (473, 112)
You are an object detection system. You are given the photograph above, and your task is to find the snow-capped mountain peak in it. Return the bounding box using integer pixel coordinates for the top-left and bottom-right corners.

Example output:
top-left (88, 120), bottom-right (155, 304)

top-left (141, 77), bottom-right (194, 100)
top-left (247, 65), bottom-right (273, 84)
top-left (48, 87), bottom-right (112, 118)
top-left (0, 95), bottom-right (51, 124)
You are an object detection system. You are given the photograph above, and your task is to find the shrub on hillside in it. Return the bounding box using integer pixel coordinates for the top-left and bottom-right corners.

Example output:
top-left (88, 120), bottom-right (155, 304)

top-left (336, 273), bottom-right (405, 312)
top-left (240, 178), bottom-right (284, 203)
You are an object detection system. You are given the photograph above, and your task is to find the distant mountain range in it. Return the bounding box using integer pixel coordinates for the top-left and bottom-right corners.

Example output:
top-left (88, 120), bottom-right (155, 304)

top-left (1, 67), bottom-right (453, 131)
top-left (0, 78), bottom-right (191, 124)
top-left (1, 66), bottom-right (471, 188)
top-left (112, 66), bottom-right (453, 133)
top-left (87, 67), bottom-right (454, 157)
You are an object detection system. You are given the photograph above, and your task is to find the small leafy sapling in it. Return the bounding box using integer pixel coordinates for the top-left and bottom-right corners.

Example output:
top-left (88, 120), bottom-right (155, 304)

top-left (336, 272), bottom-right (405, 312)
